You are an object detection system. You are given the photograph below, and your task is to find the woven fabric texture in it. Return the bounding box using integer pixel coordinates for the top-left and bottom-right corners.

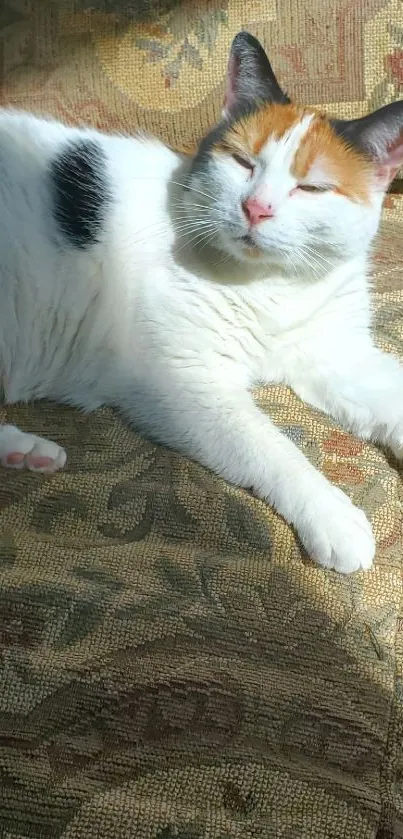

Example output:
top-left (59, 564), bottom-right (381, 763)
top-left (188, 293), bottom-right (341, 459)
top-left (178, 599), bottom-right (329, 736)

top-left (1, 0), bottom-right (403, 150)
top-left (0, 2), bottom-right (403, 838)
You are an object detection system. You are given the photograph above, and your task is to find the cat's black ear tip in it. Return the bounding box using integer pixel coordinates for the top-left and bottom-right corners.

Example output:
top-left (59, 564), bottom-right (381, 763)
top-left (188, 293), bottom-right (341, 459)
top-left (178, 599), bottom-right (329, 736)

top-left (228, 30), bottom-right (291, 106)
top-left (230, 30), bottom-right (263, 55)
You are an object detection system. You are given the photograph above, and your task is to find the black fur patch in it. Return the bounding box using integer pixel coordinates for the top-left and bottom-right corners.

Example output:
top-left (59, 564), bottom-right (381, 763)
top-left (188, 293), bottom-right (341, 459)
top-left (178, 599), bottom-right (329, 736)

top-left (50, 138), bottom-right (110, 248)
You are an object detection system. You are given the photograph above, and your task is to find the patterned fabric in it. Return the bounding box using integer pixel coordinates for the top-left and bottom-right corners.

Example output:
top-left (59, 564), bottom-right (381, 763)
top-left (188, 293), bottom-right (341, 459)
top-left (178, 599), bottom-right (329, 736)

top-left (1, 0), bottom-right (403, 153)
top-left (0, 2), bottom-right (403, 838)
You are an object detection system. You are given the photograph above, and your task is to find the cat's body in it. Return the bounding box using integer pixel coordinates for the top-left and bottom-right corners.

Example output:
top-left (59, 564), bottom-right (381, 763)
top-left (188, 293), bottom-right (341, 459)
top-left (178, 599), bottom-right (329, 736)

top-left (1, 32), bottom-right (403, 574)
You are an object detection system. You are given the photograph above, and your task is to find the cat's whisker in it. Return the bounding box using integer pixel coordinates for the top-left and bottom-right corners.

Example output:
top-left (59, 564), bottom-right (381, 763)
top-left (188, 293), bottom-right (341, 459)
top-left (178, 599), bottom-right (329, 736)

top-left (194, 227), bottom-right (221, 255)
top-left (303, 244), bottom-right (335, 265)
top-left (295, 244), bottom-right (336, 278)
top-left (180, 226), bottom-right (219, 248)
top-left (174, 221), bottom-right (219, 239)
top-left (174, 224), bottom-right (220, 254)
top-left (211, 249), bottom-right (232, 269)
top-left (172, 208), bottom-right (227, 221)
top-left (297, 253), bottom-right (327, 277)
top-left (172, 202), bottom-right (227, 222)
top-left (170, 179), bottom-right (217, 203)
top-left (284, 248), bottom-right (323, 280)
top-left (124, 216), bottom-right (217, 245)
top-left (124, 175), bottom-right (217, 204)
top-left (172, 213), bottom-right (224, 223)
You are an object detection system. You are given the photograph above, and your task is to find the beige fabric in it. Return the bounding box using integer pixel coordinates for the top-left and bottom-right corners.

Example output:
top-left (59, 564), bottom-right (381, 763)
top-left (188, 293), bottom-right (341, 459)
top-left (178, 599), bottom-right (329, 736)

top-left (0, 2), bottom-right (402, 837)
top-left (1, 1), bottom-right (403, 153)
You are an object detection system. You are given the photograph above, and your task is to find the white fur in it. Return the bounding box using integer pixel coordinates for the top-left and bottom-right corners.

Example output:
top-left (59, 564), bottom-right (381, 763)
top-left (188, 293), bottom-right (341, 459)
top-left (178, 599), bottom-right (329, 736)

top-left (0, 108), bottom-right (401, 573)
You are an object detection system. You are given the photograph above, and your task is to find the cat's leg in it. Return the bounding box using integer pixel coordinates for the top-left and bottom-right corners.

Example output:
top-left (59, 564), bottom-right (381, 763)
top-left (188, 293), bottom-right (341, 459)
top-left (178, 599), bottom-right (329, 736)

top-left (0, 424), bottom-right (66, 472)
top-left (288, 341), bottom-right (403, 458)
top-left (126, 385), bottom-right (374, 574)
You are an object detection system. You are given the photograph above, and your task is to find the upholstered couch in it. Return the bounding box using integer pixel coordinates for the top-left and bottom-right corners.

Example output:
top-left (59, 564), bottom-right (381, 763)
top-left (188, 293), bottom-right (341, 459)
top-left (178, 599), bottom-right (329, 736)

top-left (0, 2), bottom-right (402, 837)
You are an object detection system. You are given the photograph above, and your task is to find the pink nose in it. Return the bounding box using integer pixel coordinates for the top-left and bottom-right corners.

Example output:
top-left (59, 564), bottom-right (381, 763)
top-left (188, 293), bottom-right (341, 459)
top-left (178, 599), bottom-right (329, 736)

top-left (242, 197), bottom-right (274, 225)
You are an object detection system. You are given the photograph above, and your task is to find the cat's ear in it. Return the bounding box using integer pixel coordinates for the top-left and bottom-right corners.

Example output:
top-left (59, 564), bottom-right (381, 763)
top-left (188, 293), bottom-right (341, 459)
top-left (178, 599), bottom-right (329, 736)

top-left (331, 101), bottom-right (403, 190)
top-left (223, 31), bottom-right (290, 116)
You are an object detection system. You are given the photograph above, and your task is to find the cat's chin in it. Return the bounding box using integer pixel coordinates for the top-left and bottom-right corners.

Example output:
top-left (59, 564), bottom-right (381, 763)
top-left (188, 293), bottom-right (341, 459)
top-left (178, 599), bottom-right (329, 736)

top-left (237, 239), bottom-right (265, 261)
top-left (221, 235), bottom-right (287, 268)
top-left (218, 234), bottom-right (269, 265)
top-left (233, 245), bottom-right (266, 263)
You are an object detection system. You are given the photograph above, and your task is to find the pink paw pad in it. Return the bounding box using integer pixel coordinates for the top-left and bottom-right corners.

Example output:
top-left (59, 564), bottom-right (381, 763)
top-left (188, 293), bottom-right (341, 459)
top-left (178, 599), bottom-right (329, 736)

top-left (25, 454), bottom-right (57, 471)
top-left (5, 452), bottom-right (26, 466)
top-left (0, 426), bottom-right (67, 472)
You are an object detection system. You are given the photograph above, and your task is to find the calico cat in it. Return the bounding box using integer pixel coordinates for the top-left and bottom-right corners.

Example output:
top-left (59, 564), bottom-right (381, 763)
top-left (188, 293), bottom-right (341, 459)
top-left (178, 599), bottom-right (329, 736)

top-left (0, 31), bottom-right (403, 574)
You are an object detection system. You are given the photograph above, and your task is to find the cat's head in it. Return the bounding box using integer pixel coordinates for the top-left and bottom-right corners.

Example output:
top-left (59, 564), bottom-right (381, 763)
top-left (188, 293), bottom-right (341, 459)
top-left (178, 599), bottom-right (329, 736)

top-left (185, 31), bottom-right (403, 271)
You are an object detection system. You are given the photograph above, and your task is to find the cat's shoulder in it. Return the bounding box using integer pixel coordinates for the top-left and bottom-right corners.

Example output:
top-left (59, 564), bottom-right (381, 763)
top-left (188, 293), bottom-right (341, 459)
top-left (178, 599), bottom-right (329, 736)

top-left (0, 108), bottom-right (180, 169)
top-left (0, 107), bottom-right (77, 144)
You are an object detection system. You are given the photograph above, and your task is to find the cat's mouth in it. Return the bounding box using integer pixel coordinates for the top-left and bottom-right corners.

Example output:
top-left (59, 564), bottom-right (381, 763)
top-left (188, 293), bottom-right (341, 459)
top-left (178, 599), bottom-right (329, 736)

top-left (236, 233), bottom-right (263, 258)
top-left (239, 233), bottom-right (256, 247)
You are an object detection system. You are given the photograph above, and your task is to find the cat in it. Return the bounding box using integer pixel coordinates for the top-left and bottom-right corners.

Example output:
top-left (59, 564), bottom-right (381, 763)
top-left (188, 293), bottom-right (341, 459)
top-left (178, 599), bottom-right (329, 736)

top-left (0, 31), bottom-right (403, 574)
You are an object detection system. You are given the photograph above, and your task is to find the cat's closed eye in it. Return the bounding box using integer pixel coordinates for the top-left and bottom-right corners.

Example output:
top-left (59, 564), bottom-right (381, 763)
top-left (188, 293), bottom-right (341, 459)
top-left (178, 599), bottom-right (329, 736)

top-left (297, 184), bottom-right (331, 193)
top-left (232, 153), bottom-right (254, 173)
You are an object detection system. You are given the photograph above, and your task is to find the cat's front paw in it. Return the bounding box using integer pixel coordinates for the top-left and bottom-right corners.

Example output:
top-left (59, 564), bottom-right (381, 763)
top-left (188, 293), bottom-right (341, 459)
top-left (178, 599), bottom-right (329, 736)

top-left (300, 486), bottom-right (375, 574)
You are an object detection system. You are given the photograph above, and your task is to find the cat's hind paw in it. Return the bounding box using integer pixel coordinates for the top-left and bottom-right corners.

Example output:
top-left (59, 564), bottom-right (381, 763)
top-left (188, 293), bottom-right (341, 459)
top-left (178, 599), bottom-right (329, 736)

top-left (0, 424), bottom-right (66, 472)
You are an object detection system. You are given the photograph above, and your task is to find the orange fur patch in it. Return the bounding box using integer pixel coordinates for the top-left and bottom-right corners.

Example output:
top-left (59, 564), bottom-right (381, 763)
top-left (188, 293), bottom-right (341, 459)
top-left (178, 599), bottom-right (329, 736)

top-left (292, 115), bottom-right (373, 202)
top-left (213, 103), bottom-right (373, 203)
top-left (213, 104), bottom-right (303, 157)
